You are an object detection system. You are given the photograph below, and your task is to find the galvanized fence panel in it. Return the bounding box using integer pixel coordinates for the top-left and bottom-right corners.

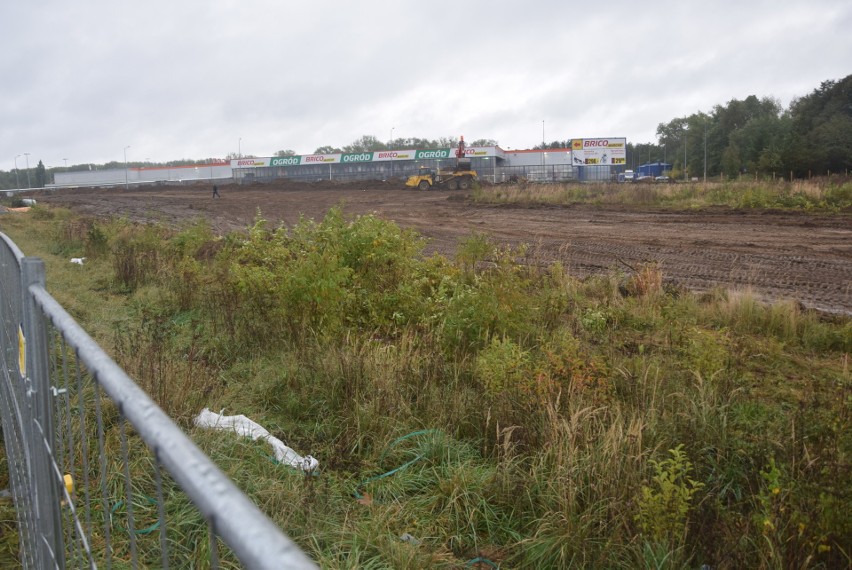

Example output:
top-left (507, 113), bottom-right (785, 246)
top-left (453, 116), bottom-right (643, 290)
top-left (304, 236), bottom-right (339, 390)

top-left (497, 164), bottom-right (579, 182)
top-left (0, 233), bottom-right (316, 569)
top-left (0, 234), bottom-right (38, 568)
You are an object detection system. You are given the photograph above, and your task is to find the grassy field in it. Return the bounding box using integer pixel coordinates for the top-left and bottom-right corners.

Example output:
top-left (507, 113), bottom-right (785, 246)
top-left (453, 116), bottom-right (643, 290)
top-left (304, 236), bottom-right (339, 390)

top-left (472, 177), bottom-right (852, 211)
top-left (0, 202), bottom-right (849, 568)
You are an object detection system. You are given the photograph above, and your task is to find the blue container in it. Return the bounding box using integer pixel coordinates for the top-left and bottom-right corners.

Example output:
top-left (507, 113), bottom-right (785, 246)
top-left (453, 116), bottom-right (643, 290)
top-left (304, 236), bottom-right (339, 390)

top-left (636, 162), bottom-right (672, 179)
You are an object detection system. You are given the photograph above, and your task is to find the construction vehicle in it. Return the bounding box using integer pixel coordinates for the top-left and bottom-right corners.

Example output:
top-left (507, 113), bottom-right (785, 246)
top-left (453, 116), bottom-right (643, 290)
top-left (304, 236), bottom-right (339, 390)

top-left (405, 136), bottom-right (477, 190)
top-left (405, 167), bottom-right (477, 190)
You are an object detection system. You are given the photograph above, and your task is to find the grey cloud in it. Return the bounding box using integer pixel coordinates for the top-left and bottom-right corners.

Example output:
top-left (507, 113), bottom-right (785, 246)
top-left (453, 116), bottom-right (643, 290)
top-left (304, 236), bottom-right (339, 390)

top-left (2, 0), bottom-right (850, 170)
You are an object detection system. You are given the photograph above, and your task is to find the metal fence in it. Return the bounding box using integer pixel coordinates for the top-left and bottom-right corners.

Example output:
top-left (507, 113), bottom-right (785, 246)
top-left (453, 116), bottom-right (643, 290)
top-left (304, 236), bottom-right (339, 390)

top-left (496, 164), bottom-right (577, 183)
top-left (0, 232), bottom-right (316, 569)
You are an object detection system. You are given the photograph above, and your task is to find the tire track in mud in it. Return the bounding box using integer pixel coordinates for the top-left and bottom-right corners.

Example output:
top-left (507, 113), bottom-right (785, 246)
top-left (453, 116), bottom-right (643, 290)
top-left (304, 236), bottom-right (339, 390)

top-left (558, 241), bottom-right (851, 313)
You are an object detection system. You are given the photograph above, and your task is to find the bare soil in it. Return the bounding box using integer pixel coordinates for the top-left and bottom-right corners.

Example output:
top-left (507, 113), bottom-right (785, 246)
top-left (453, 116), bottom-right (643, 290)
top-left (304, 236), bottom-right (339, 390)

top-left (32, 180), bottom-right (852, 315)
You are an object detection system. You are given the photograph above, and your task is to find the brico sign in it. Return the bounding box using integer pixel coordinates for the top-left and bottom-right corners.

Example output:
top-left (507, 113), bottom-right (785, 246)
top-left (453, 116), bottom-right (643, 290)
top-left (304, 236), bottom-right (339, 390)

top-left (375, 151), bottom-right (414, 161)
top-left (570, 138), bottom-right (626, 165)
top-left (303, 154), bottom-right (340, 164)
top-left (231, 158), bottom-right (271, 168)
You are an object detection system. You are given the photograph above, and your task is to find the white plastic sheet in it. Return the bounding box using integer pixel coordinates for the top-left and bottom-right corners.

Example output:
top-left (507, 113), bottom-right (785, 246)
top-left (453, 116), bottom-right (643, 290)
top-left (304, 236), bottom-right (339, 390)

top-left (194, 408), bottom-right (318, 473)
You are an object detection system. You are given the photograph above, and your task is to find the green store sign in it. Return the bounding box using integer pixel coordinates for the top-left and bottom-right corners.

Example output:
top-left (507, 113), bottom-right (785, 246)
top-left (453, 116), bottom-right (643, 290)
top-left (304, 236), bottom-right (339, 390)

top-left (415, 149), bottom-right (452, 160)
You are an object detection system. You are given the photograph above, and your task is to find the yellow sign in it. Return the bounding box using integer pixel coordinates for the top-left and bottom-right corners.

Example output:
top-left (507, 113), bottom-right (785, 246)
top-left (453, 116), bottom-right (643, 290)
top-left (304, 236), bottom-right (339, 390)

top-left (18, 324), bottom-right (26, 377)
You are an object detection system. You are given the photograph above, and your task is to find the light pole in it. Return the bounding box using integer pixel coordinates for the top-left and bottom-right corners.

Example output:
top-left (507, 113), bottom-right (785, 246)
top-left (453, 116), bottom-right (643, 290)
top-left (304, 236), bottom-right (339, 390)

top-left (14, 154), bottom-right (21, 189)
top-left (63, 158), bottom-right (68, 168)
top-left (238, 138), bottom-right (241, 158)
top-left (124, 146), bottom-right (130, 189)
top-left (703, 122), bottom-right (707, 183)
top-left (683, 127), bottom-right (687, 182)
top-left (389, 127), bottom-right (395, 178)
top-left (23, 153), bottom-right (31, 188)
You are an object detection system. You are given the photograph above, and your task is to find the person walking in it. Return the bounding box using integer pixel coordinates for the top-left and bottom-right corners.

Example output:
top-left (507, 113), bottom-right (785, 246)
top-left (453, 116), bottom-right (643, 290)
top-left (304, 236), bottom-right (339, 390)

top-left (212, 184), bottom-right (220, 198)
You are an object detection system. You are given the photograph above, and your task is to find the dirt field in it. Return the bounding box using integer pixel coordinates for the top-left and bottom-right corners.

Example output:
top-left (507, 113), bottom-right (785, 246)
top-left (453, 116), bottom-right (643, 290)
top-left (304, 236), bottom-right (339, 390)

top-left (32, 180), bottom-right (852, 315)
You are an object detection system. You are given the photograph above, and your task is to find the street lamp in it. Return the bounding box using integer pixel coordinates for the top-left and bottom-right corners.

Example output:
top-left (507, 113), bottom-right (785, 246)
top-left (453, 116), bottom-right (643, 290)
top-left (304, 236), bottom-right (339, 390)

top-left (683, 127), bottom-right (688, 182)
top-left (14, 154), bottom-right (21, 189)
top-left (646, 145), bottom-right (651, 177)
top-left (238, 138), bottom-right (242, 158)
top-left (124, 146), bottom-right (131, 189)
top-left (703, 122), bottom-right (707, 183)
top-left (23, 153), bottom-right (31, 188)
top-left (63, 158), bottom-right (68, 168)
top-left (389, 127), bottom-right (395, 178)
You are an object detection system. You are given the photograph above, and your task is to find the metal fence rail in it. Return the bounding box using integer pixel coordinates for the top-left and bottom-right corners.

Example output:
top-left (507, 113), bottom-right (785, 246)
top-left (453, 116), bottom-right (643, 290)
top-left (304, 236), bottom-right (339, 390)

top-left (0, 232), bottom-right (316, 569)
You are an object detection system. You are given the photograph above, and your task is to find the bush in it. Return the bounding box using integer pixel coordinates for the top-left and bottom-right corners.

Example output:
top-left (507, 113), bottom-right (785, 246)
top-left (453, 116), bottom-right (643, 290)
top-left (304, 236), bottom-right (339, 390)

top-left (636, 445), bottom-right (704, 551)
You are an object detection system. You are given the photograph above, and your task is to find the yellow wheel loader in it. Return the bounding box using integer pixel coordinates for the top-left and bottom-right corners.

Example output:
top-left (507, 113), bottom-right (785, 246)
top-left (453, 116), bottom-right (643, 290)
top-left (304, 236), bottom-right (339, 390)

top-left (405, 167), bottom-right (477, 190)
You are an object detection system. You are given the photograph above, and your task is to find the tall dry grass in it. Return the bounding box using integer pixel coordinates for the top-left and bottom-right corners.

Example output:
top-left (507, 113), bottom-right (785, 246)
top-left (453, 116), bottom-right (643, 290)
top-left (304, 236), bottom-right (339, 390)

top-left (473, 178), bottom-right (852, 211)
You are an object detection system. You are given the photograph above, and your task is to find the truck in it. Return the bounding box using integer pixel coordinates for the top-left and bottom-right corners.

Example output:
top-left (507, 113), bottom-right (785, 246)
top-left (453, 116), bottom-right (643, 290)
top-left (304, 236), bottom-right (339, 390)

top-left (405, 167), bottom-right (477, 190)
top-left (405, 135), bottom-right (477, 190)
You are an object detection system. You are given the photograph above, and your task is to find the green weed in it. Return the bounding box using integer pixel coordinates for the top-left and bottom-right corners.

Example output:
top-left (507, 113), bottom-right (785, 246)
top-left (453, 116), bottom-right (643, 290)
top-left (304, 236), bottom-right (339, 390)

top-left (636, 444), bottom-right (704, 558)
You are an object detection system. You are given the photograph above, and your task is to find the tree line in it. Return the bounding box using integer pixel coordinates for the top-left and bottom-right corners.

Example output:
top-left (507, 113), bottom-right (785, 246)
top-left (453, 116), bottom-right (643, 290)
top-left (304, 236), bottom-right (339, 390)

top-left (0, 158), bottom-right (225, 190)
top-left (532, 75), bottom-right (850, 179)
top-left (646, 75), bottom-right (851, 179)
top-left (2, 75), bottom-right (848, 190)
top-left (300, 135), bottom-right (498, 157)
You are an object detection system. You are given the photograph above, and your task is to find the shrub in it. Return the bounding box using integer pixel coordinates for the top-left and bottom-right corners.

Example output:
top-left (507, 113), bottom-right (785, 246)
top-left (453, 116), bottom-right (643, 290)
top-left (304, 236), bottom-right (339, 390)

top-left (636, 444), bottom-right (704, 550)
top-left (475, 336), bottom-right (530, 399)
top-left (84, 222), bottom-right (110, 258)
top-left (111, 224), bottom-right (167, 292)
top-left (456, 232), bottom-right (494, 274)
top-left (627, 262), bottom-right (664, 299)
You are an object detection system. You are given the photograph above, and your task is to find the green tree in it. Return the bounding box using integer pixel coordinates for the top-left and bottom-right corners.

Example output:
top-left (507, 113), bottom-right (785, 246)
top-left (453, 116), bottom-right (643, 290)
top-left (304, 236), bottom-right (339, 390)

top-left (275, 149), bottom-right (297, 157)
top-left (532, 140), bottom-right (571, 150)
top-left (783, 76), bottom-right (852, 176)
top-left (35, 160), bottom-right (47, 188)
top-left (342, 135), bottom-right (385, 153)
top-left (729, 114), bottom-right (786, 174)
top-left (403, 137), bottom-right (439, 149)
top-left (720, 142), bottom-right (742, 177)
top-left (757, 147), bottom-right (784, 176)
top-left (313, 146), bottom-right (340, 154)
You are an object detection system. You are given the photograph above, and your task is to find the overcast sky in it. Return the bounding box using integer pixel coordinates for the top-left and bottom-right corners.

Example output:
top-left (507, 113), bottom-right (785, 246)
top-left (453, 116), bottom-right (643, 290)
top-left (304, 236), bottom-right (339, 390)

top-left (2, 0), bottom-right (850, 171)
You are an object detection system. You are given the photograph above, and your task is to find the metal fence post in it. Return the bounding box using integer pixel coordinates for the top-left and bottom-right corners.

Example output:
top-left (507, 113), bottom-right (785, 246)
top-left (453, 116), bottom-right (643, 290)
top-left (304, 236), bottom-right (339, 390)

top-left (21, 257), bottom-right (65, 570)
